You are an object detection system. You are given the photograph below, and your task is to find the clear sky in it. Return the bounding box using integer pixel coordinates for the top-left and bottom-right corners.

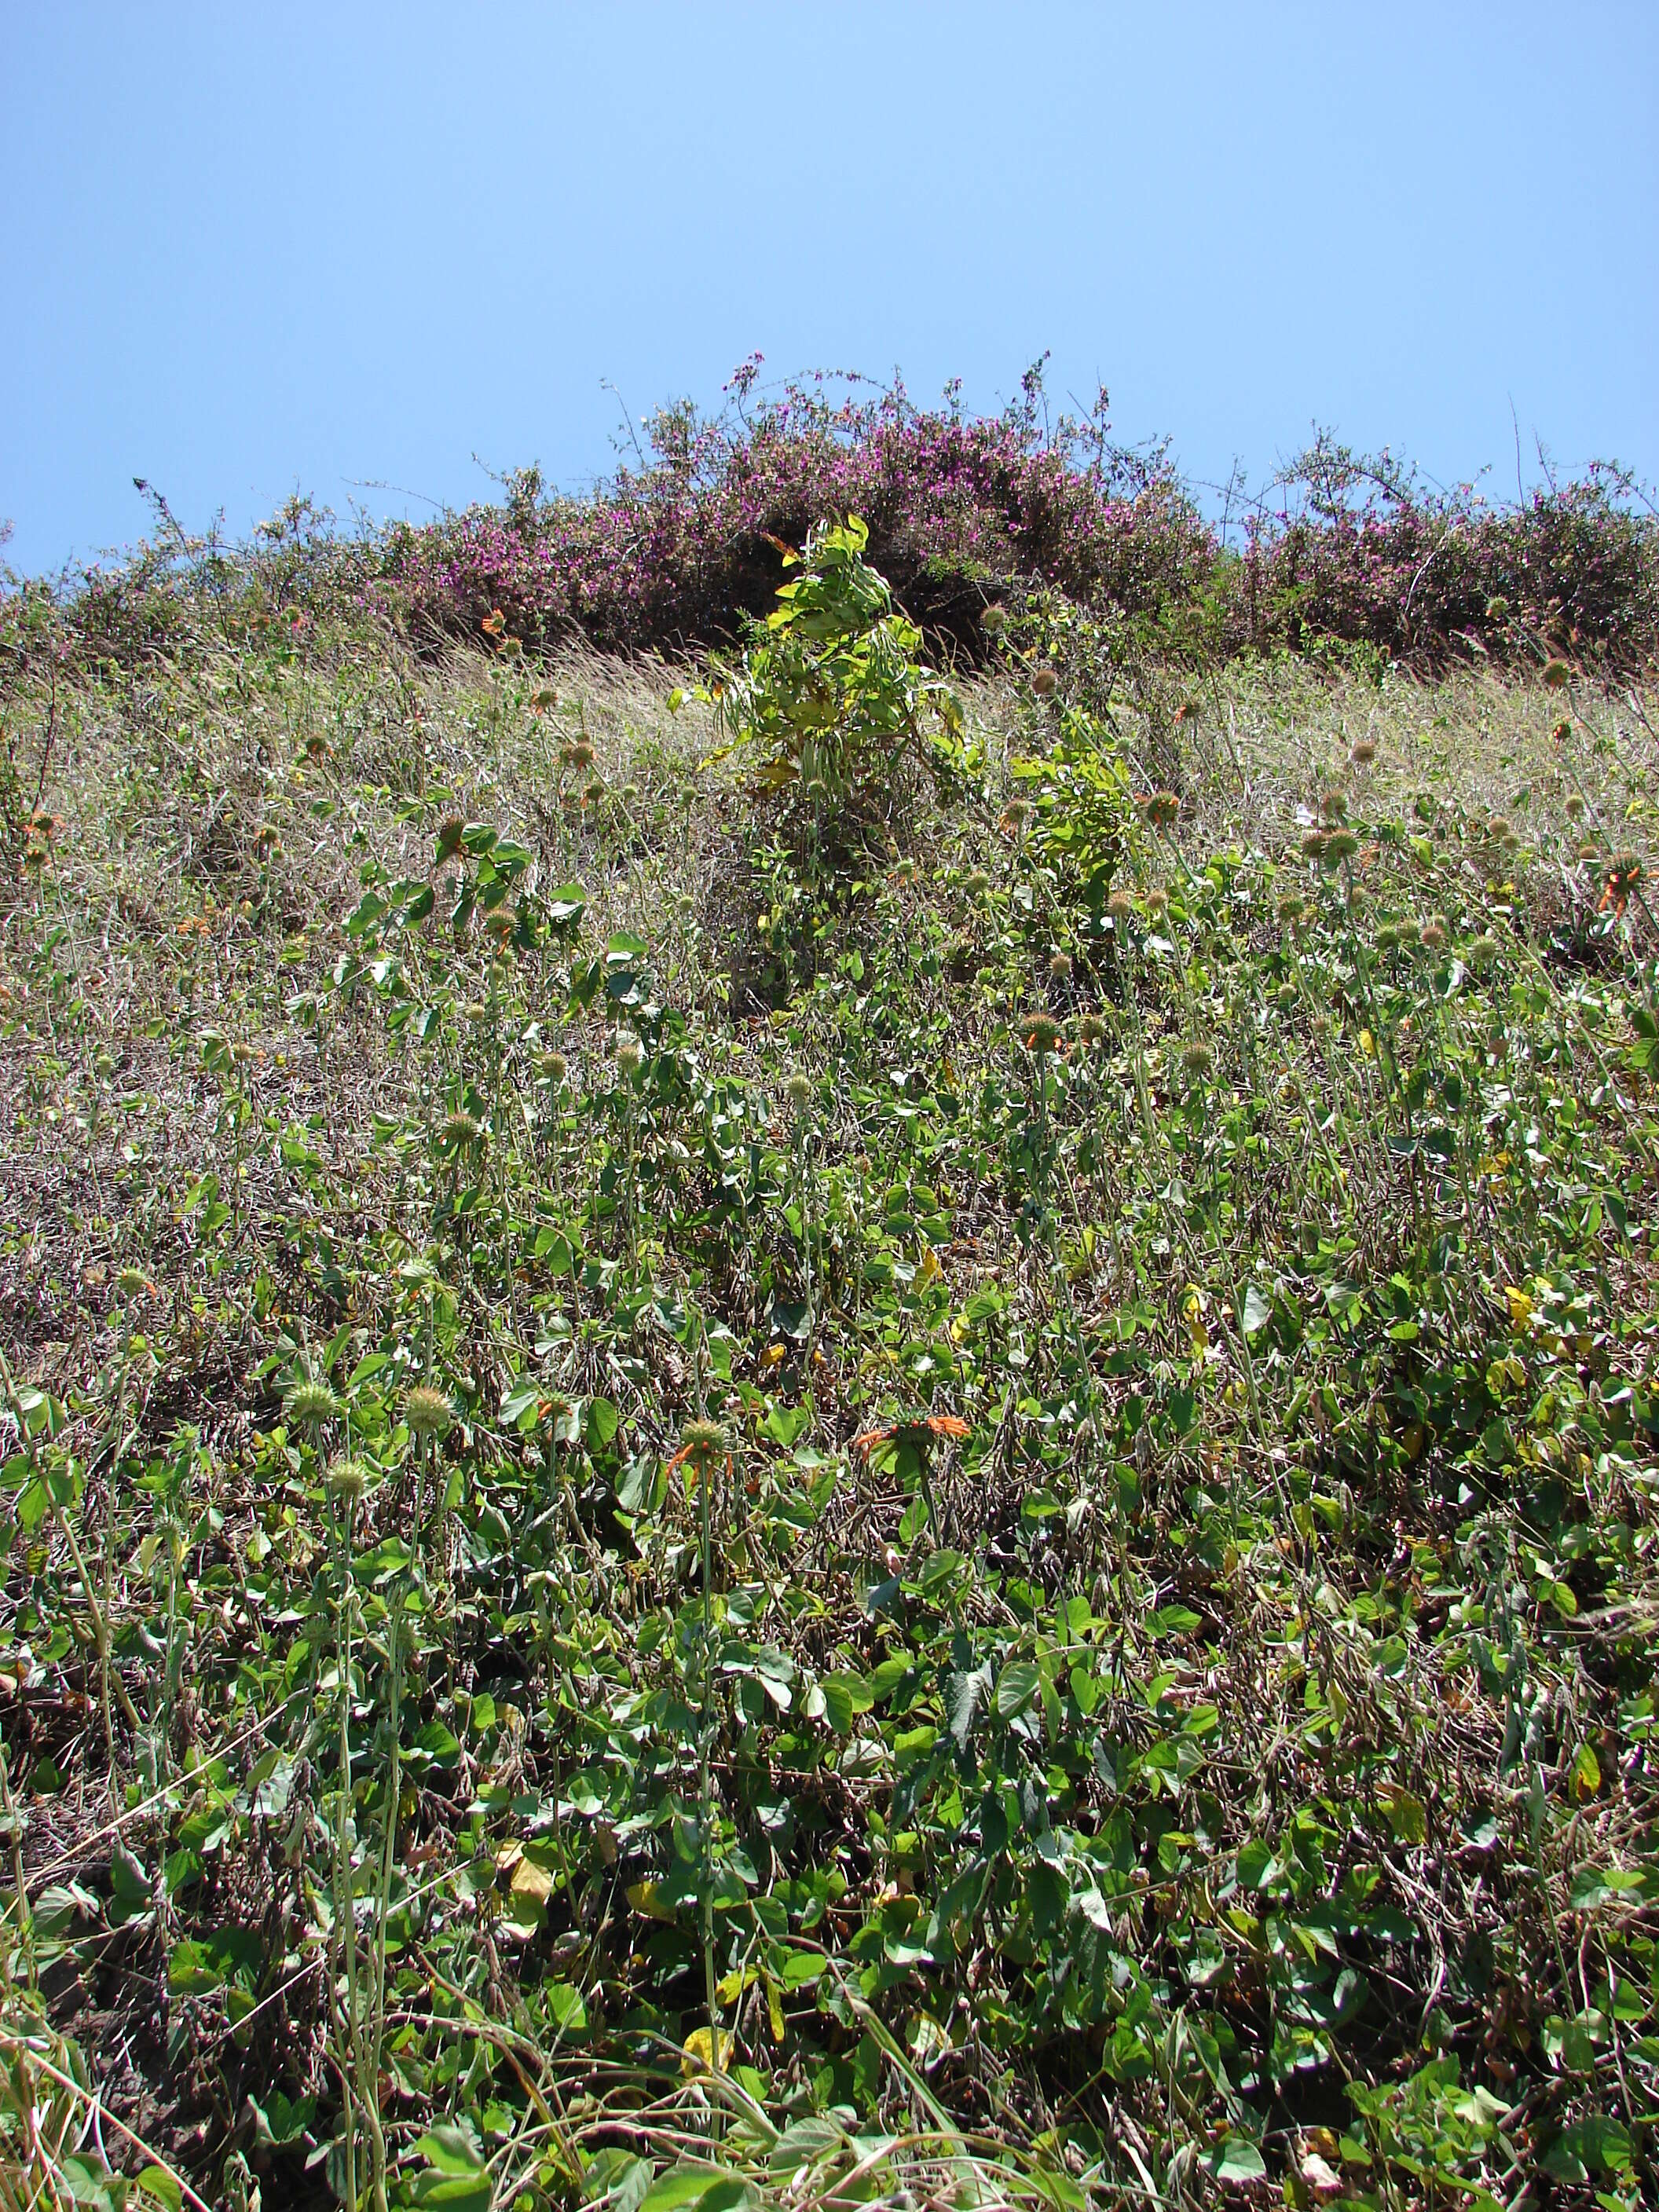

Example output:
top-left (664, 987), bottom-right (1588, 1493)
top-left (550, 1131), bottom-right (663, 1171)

top-left (3, 2), bottom-right (1654, 576)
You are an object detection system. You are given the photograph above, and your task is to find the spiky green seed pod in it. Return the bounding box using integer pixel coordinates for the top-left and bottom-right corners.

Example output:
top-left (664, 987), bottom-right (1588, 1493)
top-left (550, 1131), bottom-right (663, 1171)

top-left (1542, 658), bottom-right (1572, 690)
top-left (537, 1049), bottom-right (568, 1086)
top-left (1181, 1040), bottom-right (1214, 1079)
top-left (1421, 918), bottom-right (1448, 952)
top-left (1031, 667), bottom-right (1057, 697)
top-left (1320, 790), bottom-right (1350, 823)
top-left (964, 869), bottom-right (991, 899)
top-left (1324, 830), bottom-right (1360, 865)
top-left (614, 1032), bottom-right (643, 1078)
top-left (1302, 830), bottom-right (1329, 862)
top-left (405, 1386), bottom-right (454, 1441)
top-left (326, 1456), bottom-right (369, 1504)
top-left (1021, 1013), bottom-right (1063, 1056)
top-left (117, 1267), bottom-right (152, 1302)
top-left (1467, 934), bottom-right (1500, 966)
top-left (1078, 1013), bottom-right (1107, 1046)
top-left (1048, 951), bottom-right (1072, 982)
top-left (678, 1419), bottom-right (727, 1470)
top-left (1106, 888), bottom-right (1133, 922)
top-left (1350, 740), bottom-right (1377, 766)
top-left (785, 1071), bottom-right (811, 1115)
top-left (1565, 794), bottom-right (1584, 819)
top-left (286, 1379), bottom-right (341, 1430)
top-left (1144, 888), bottom-right (1170, 918)
top-left (1275, 981), bottom-right (1298, 1009)
top-left (440, 1108), bottom-right (481, 1148)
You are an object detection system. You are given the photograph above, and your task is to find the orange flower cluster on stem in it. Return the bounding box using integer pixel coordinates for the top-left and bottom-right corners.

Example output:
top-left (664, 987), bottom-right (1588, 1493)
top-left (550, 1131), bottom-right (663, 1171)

top-left (853, 1414), bottom-right (970, 1454)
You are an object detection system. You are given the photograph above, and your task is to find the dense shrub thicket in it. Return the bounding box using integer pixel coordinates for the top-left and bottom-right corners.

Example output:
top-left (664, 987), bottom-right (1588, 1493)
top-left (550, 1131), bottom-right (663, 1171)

top-left (5, 364), bottom-right (1657, 685)
top-left (371, 369), bottom-right (1659, 672)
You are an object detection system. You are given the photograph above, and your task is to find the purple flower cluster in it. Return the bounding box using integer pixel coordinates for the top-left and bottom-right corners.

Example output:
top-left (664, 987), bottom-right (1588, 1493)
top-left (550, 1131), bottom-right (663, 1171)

top-left (9, 374), bottom-right (1654, 678)
top-left (371, 375), bottom-right (1217, 660)
top-left (1239, 450), bottom-right (1657, 667)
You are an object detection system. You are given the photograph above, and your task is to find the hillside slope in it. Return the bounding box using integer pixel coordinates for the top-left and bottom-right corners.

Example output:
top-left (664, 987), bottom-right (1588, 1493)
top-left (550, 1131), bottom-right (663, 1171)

top-left (2, 566), bottom-right (1657, 2210)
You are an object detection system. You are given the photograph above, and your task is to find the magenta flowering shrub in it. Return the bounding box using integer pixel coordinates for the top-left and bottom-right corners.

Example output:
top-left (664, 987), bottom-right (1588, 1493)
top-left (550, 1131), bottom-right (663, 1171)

top-left (1240, 441), bottom-right (1658, 668)
top-left (7, 368), bottom-right (1655, 680)
top-left (371, 368), bottom-right (1218, 661)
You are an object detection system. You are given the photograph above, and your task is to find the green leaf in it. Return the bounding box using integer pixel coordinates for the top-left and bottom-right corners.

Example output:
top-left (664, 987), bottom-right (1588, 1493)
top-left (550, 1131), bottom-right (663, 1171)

top-left (585, 1397), bottom-right (620, 1449)
top-left (410, 2178), bottom-right (493, 2211)
top-left (1144, 1604), bottom-right (1203, 1639)
top-left (636, 2165), bottom-right (755, 2212)
top-left (1543, 2116), bottom-right (1632, 2179)
top-left (167, 1926), bottom-right (263, 1994)
top-left (416, 2120), bottom-right (486, 2174)
top-left (587, 2152), bottom-right (654, 2212)
top-left (1241, 1284), bottom-right (1272, 1335)
top-left (249, 2089), bottom-right (314, 2147)
top-left (946, 1662), bottom-right (993, 1749)
top-left (1382, 1784), bottom-right (1429, 1844)
top-left (994, 1660), bottom-right (1041, 1719)
top-left (1206, 2136), bottom-right (1265, 2185)
top-left (408, 1720), bottom-right (461, 1770)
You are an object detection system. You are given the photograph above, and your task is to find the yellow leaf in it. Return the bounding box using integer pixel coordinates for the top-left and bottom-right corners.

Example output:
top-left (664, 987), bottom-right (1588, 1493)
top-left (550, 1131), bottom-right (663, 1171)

top-left (767, 1979), bottom-right (786, 2043)
top-left (761, 1342), bottom-right (787, 1366)
top-left (680, 2025), bottom-right (731, 2075)
top-left (509, 1855), bottom-right (555, 1906)
top-left (1358, 1028), bottom-right (1376, 1059)
top-left (917, 1246), bottom-right (942, 1284)
top-left (1504, 1285), bottom-right (1534, 1331)
top-left (626, 1879), bottom-right (675, 1922)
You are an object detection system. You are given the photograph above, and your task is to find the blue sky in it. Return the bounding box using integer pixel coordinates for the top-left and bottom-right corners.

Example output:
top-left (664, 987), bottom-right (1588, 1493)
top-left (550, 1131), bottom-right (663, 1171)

top-left (3, 2), bottom-right (1654, 576)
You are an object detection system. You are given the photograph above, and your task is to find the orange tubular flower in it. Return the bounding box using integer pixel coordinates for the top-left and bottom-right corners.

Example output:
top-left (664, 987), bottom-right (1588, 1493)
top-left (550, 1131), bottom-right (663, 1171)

top-left (1600, 855), bottom-right (1643, 916)
top-left (854, 1413), bottom-right (971, 1453)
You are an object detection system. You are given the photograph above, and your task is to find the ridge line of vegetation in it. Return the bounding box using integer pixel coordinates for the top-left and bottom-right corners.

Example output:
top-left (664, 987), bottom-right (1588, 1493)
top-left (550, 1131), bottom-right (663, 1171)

top-left (5, 361), bottom-right (1657, 687)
